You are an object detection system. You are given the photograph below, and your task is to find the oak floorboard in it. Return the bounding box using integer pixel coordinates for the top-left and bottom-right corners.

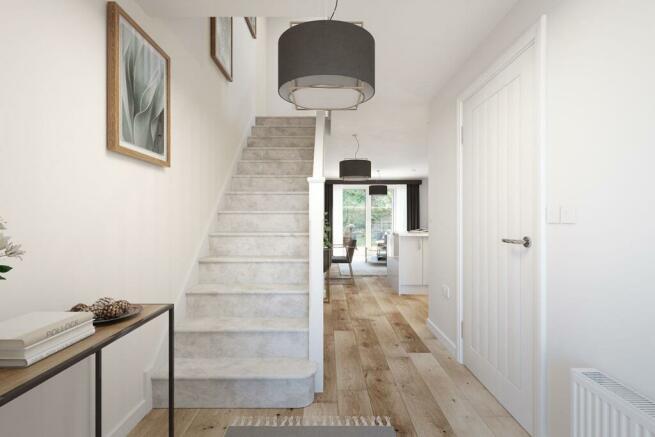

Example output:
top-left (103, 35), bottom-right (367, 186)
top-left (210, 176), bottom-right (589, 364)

top-left (337, 389), bottom-right (374, 416)
top-left (387, 356), bottom-right (456, 436)
top-left (386, 311), bottom-right (430, 353)
top-left (352, 319), bottom-right (390, 371)
top-left (128, 408), bottom-right (198, 437)
top-left (424, 338), bottom-right (509, 418)
top-left (365, 369), bottom-right (417, 437)
top-left (315, 334), bottom-right (337, 403)
top-left (334, 330), bottom-right (367, 391)
top-left (410, 352), bottom-right (495, 437)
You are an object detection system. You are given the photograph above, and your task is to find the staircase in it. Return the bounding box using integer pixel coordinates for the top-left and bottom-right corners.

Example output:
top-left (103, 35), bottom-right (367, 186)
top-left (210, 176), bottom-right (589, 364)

top-left (152, 116), bottom-right (318, 408)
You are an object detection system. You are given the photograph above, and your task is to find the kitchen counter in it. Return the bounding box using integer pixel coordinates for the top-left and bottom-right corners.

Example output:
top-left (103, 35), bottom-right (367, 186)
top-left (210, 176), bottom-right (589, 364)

top-left (387, 232), bottom-right (429, 295)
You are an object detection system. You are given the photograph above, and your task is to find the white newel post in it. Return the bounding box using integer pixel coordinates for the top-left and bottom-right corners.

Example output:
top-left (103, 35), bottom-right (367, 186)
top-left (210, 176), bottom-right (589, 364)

top-left (308, 111), bottom-right (326, 392)
top-left (307, 176), bottom-right (324, 392)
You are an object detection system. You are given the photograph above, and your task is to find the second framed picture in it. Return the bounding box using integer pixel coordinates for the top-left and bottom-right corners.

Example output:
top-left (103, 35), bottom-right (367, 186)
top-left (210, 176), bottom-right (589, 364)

top-left (245, 17), bottom-right (256, 39)
top-left (210, 17), bottom-right (233, 82)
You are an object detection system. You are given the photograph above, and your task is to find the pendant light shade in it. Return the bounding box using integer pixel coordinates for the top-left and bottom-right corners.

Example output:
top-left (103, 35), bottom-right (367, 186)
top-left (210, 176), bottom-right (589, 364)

top-left (278, 20), bottom-right (375, 110)
top-left (339, 159), bottom-right (371, 180)
top-left (340, 134), bottom-right (371, 180)
top-left (369, 185), bottom-right (387, 196)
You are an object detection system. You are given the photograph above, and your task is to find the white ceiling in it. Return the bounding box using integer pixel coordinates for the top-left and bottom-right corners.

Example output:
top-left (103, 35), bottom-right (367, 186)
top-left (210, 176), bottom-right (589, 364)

top-left (137, 0), bottom-right (520, 178)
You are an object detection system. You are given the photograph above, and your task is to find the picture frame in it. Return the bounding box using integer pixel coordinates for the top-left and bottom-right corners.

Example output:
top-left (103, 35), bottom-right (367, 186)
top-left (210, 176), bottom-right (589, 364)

top-left (245, 17), bottom-right (256, 39)
top-left (210, 17), bottom-right (233, 82)
top-left (107, 2), bottom-right (171, 167)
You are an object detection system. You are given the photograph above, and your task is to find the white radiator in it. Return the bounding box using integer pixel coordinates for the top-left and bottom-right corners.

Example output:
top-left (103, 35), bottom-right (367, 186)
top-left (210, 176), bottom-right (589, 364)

top-left (572, 368), bottom-right (655, 437)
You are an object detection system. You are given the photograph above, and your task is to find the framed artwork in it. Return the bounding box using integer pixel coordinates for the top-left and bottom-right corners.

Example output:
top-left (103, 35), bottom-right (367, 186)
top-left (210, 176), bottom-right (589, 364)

top-left (245, 17), bottom-right (256, 39)
top-left (107, 2), bottom-right (171, 167)
top-left (210, 17), bottom-right (233, 82)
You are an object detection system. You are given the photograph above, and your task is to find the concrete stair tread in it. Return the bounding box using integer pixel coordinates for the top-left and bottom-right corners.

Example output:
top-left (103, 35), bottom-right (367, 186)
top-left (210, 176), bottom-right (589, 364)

top-left (177, 317), bottom-right (308, 333)
top-left (199, 256), bottom-right (308, 263)
top-left (240, 159), bottom-right (313, 162)
top-left (244, 146), bottom-right (314, 150)
top-left (188, 283), bottom-right (308, 295)
top-left (232, 175), bottom-right (308, 178)
top-left (217, 210), bottom-right (308, 214)
top-left (225, 191), bottom-right (309, 195)
top-left (250, 136), bottom-right (314, 139)
top-left (153, 357), bottom-right (317, 380)
top-left (209, 232), bottom-right (309, 236)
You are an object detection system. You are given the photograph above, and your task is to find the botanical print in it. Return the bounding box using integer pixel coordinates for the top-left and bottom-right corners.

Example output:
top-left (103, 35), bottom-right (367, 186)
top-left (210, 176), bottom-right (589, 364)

top-left (119, 16), bottom-right (167, 158)
top-left (211, 17), bottom-right (233, 81)
top-left (0, 217), bottom-right (25, 280)
top-left (107, 2), bottom-right (170, 166)
top-left (245, 17), bottom-right (256, 38)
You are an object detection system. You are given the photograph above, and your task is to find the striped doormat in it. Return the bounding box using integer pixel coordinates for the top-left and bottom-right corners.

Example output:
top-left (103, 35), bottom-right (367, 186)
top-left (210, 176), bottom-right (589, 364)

top-left (225, 416), bottom-right (396, 437)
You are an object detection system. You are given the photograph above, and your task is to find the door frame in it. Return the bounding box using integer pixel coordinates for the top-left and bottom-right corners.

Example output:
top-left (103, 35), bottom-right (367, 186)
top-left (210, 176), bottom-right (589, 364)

top-left (455, 16), bottom-right (547, 437)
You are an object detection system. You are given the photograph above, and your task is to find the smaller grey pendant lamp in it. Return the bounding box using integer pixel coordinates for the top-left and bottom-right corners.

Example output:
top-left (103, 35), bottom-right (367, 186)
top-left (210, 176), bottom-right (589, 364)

top-left (339, 134), bottom-right (371, 181)
top-left (369, 170), bottom-right (387, 195)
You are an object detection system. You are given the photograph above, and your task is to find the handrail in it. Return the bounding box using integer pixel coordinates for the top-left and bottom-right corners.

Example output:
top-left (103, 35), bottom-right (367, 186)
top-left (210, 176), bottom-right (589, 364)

top-left (307, 110), bottom-right (327, 392)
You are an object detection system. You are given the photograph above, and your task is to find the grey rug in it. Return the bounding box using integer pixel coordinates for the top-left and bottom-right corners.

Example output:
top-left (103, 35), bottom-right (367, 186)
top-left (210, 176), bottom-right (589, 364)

top-left (226, 426), bottom-right (396, 437)
top-left (338, 257), bottom-right (387, 276)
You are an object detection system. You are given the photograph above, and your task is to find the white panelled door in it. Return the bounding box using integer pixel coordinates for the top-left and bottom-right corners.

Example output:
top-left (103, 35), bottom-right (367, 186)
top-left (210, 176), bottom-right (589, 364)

top-left (462, 42), bottom-right (536, 433)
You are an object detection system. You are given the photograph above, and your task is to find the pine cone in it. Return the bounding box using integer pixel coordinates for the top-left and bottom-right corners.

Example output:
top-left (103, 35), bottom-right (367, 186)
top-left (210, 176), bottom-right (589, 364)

top-left (94, 297), bottom-right (115, 307)
top-left (115, 300), bottom-right (130, 313)
top-left (70, 303), bottom-right (91, 312)
top-left (98, 302), bottom-right (128, 319)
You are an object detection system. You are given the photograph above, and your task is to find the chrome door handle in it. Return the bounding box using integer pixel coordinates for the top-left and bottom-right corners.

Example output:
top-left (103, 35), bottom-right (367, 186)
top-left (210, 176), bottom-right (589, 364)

top-left (501, 236), bottom-right (531, 248)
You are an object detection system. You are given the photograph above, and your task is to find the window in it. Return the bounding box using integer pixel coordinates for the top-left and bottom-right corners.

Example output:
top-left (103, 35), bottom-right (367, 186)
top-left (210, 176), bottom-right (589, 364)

top-left (337, 186), bottom-right (395, 250)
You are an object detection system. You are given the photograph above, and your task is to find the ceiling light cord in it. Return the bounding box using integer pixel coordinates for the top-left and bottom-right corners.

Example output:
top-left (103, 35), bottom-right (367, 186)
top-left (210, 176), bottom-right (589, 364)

top-left (328, 0), bottom-right (339, 20)
top-left (352, 134), bottom-right (360, 158)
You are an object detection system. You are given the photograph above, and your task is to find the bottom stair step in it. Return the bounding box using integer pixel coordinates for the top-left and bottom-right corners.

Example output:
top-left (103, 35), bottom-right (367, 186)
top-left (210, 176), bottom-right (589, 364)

top-left (152, 357), bottom-right (317, 408)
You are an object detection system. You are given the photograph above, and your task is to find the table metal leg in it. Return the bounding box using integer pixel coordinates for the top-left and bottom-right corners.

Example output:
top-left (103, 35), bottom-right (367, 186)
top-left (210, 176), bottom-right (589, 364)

top-left (95, 350), bottom-right (102, 437)
top-left (169, 307), bottom-right (174, 436)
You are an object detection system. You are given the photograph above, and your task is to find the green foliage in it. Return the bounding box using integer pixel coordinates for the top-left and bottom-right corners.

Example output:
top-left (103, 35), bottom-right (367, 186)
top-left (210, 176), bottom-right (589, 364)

top-left (324, 212), bottom-right (332, 249)
top-left (0, 265), bottom-right (10, 280)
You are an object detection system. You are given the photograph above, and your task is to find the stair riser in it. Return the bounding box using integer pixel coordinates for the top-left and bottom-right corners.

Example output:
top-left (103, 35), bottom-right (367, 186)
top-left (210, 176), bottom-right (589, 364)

top-left (216, 213), bottom-right (308, 232)
top-left (248, 137), bottom-right (314, 148)
top-left (209, 235), bottom-right (308, 257)
top-left (221, 194), bottom-right (308, 212)
top-left (199, 262), bottom-right (308, 284)
top-left (242, 148), bottom-right (314, 160)
top-left (256, 117), bottom-right (315, 127)
top-left (252, 126), bottom-right (315, 137)
top-left (153, 376), bottom-right (314, 408)
top-left (231, 177), bottom-right (308, 192)
top-left (187, 293), bottom-right (308, 318)
top-left (175, 331), bottom-right (308, 359)
top-left (237, 161), bottom-right (312, 176)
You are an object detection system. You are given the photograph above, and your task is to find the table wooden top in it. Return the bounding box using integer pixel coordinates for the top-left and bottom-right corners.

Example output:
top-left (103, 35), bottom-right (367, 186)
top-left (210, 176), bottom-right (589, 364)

top-left (0, 303), bottom-right (172, 407)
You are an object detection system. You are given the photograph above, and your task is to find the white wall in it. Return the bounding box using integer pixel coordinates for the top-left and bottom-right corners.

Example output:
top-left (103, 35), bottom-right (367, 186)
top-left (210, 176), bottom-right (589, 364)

top-left (427, 0), bottom-right (655, 435)
top-left (419, 179), bottom-right (429, 230)
top-left (0, 1), bottom-right (262, 435)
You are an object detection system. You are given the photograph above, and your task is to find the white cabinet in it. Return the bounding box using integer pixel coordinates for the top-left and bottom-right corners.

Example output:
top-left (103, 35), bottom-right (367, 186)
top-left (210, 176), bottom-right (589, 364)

top-left (387, 232), bottom-right (429, 294)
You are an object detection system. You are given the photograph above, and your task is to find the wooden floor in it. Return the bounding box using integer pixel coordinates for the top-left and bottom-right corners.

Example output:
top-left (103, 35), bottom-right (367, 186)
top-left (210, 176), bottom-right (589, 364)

top-left (130, 276), bottom-right (529, 437)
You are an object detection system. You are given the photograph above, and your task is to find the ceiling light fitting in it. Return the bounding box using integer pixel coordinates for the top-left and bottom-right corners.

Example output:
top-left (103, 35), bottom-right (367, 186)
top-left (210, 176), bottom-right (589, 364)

top-left (339, 134), bottom-right (371, 180)
top-left (277, 0), bottom-right (375, 110)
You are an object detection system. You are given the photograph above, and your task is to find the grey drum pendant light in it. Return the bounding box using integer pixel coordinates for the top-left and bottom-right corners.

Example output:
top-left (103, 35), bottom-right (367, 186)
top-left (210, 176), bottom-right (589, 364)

top-left (369, 170), bottom-right (388, 195)
top-left (278, 0), bottom-right (375, 110)
top-left (340, 134), bottom-right (371, 180)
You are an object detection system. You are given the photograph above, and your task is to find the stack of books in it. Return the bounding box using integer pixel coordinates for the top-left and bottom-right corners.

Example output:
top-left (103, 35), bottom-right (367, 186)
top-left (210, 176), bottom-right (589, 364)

top-left (0, 312), bottom-right (95, 367)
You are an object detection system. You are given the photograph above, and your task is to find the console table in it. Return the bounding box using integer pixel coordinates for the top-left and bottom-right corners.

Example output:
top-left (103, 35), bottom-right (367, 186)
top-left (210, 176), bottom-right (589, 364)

top-left (0, 303), bottom-right (174, 437)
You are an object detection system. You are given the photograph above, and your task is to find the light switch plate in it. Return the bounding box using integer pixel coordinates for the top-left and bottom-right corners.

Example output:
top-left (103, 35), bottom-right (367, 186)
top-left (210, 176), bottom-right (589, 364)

top-left (546, 207), bottom-right (561, 224)
top-left (442, 284), bottom-right (451, 299)
top-left (561, 207), bottom-right (577, 224)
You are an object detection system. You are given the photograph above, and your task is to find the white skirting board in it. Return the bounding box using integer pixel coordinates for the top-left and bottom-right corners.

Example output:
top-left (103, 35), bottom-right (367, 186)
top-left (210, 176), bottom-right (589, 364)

top-left (426, 318), bottom-right (457, 358)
